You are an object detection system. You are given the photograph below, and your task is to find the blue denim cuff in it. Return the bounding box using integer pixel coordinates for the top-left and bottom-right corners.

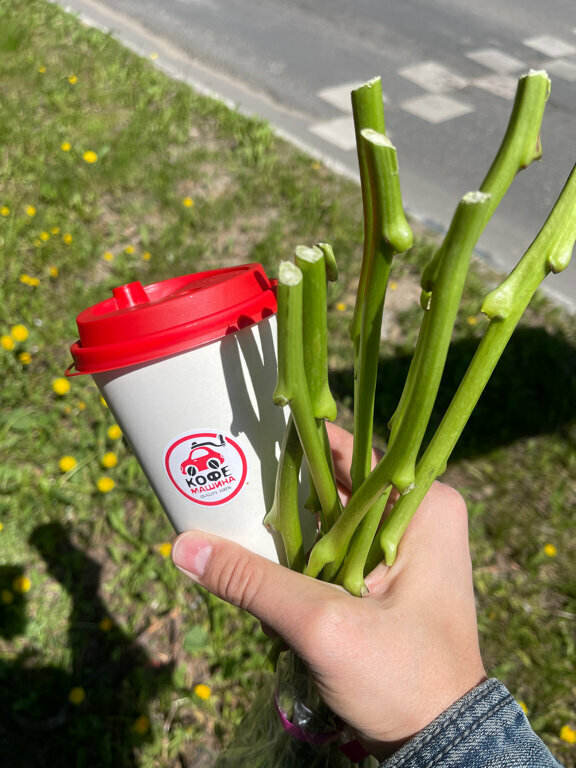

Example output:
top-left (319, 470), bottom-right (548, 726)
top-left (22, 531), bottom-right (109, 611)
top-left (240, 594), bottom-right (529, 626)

top-left (379, 678), bottom-right (563, 768)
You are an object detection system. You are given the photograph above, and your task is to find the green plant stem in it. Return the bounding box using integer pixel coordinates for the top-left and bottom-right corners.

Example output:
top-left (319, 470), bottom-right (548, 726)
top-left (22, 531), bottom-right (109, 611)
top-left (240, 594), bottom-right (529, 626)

top-left (263, 415), bottom-right (305, 572)
top-left (350, 129), bottom-right (413, 493)
top-left (479, 70), bottom-right (549, 211)
top-left (385, 191), bottom-right (492, 492)
top-left (305, 454), bottom-right (392, 579)
top-left (273, 261), bottom-right (341, 531)
top-left (315, 242), bottom-right (339, 282)
top-left (306, 191), bottom-right (488, 581)
top-left (379, 162), bottom-right (576, 566)
top-left (295, 245), bottom-right (337, 422)
top-left (337, 485), bottom-right (392, 595)
top-left (388, 70), bottom-right (550, 444)
top-left (349, 77), bottom-right (386, 354)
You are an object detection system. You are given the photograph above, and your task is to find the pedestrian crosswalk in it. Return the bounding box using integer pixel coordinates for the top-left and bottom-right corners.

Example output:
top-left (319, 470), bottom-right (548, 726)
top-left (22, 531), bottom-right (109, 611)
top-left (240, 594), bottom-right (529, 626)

top-left (311, 31), bottom-right (576, 149)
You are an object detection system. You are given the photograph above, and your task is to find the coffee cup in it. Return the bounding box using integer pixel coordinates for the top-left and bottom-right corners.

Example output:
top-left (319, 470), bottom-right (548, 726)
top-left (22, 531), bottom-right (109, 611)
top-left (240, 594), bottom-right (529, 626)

top-left (67, 263), bottom-right (308, 562)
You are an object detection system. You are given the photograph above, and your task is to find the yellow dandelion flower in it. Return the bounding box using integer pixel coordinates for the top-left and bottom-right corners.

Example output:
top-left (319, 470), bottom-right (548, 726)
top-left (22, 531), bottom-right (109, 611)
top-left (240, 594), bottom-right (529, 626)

top-left (49, 266), bottom-right (59, 278)
top-left (26, 205), bottom-right (37, 217)
top-left (53, 377), bottom-right (71, 395)
top-left (83, 150), bottom-right (98, 164)
top-left (124, 245), bottom-right (135, 255)
top-left (157, 542), bottom-right (172, 558)
top-left (0, 206), bottom-right (9, 217)
top-left (518, 701), bottom-right (528, 715)
top-left (18, 352), bottom-right (32, 365)
top-left (63, 233), bottom-right (73, 244)
top-left (101, 452), bottom-right (118, 469)
top-left (68, 687), bottom-right (86, 705)
top-left (99, 616), bottom-right (113, 632)
top-left (467, 315), bottom-right (478, 326)
top-left (38, 65), bottom-right (46, 74)
top-left (141, 251), bottom-right (151, 261)
top-left (11, 324), bottom-right (29, 342)
top-left (389, 280), bottom-right (399, 291)
top-left (132, 714), bottom-right (150, 734)
top-left (39, 231), bottom-right (50, 241)
top-left (102, 251), bottom-right (114, 262)
top-left (149, 51), bottom-right (159, 60)
top-left (19, 274), bottom-right (39, 286)
top-left (543, 543), bottom-right (557, 557)
top-left (182, 197), bottom-right (194, 208)
top-left (51, 226), bottom-right (60, 235)
top-left (100, 396), bottom-right (108, 408)
top-left (97, 476), bottom-right (115, 493)
top-left (77, 400), bottom-right (86, 411)
top-left (0, 522), bottom-right (3, 532)
top-left (107, 424), bottom-right (122, 440)
top-left (59, 455), bottom-right (78, 473)
top-left (12, 575), bottom-right (31, 593)
top-left (336, 302), bottom-right (347, 312)
top-left (1, 335), bottom-right (15, 351)
top-left (60, 141), bottom-right (71, 151)
top-left (560, 725), bottom-right (576, 744)
top-left (1, 589), bottom-right (13, 605)
top-left (193, 683), bottom-right (212, 701)
top-left (68, 75), bottom-right (78, 85)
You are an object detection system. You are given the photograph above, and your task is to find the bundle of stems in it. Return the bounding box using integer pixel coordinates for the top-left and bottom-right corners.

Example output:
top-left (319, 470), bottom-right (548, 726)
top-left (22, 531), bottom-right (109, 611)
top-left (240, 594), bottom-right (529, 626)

top-left (267, 70), bottom-right (576, 596)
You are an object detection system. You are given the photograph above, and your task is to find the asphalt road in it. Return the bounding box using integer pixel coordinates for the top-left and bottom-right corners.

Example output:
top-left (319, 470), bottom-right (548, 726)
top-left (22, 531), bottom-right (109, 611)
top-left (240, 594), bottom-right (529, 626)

top-left (57, 0), bottom-right (576, 310)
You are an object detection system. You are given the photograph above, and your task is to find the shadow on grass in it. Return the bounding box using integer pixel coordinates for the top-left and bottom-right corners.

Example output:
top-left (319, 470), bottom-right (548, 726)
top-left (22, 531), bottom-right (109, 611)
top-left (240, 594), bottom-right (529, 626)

top-left (0, 523), bottom-right (173, 768)
top-left (330, 324), bottom-right (576, 460)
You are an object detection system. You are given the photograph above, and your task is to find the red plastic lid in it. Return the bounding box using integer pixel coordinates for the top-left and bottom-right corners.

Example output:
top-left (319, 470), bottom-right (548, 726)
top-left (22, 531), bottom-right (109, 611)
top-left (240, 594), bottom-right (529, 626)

top-left (68, 263), bottom-right (277, 375)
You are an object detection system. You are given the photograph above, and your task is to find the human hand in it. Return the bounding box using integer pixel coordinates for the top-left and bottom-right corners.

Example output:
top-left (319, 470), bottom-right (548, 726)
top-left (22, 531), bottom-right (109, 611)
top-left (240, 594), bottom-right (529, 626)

top-left (172, 423), bottom-right (486, 759)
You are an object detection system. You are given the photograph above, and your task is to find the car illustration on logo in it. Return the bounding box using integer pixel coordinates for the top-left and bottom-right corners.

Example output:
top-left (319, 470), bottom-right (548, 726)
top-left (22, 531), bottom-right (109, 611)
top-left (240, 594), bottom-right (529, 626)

top-left (180, 436), bottom-right (226, 477)
top-left (165, 430), bottom-right (248, 506)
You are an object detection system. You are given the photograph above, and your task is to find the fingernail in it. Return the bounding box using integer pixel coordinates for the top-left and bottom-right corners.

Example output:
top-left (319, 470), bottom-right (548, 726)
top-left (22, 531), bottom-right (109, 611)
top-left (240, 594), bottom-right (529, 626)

top-left (172, 533), bottom-right (213, 579)
top-left (364, 562), bottom-right (390, 593)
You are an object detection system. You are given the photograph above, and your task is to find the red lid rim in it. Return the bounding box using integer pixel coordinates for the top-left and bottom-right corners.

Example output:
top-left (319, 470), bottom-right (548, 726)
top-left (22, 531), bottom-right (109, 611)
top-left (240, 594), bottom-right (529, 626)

top-left (68, 264), bottom-right (277, 375)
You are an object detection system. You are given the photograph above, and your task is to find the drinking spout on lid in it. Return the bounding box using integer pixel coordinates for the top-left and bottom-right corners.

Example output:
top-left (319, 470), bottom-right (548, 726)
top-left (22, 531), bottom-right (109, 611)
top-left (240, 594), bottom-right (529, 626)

top-left (113, 281), bottom-right (150, 309)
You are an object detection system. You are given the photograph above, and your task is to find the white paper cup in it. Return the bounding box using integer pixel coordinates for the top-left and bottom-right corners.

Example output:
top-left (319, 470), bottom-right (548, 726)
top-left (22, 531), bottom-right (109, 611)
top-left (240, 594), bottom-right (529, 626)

top-left (68, 264), bottom-right (304, 561)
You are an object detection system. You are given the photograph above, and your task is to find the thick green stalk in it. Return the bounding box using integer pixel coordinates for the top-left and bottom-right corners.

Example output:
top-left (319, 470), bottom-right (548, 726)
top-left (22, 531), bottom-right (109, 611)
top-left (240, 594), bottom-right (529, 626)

top-left (264, 415), bottom-right (305, 571)
top-left (479, 70), bottom-right (549, 211)
top-left (295, 245), bottom-right (337, 422)
top-left (315, 242), bottom-right (339, 282)
top-left (389, 70), bottom-right (550, 441)
top-left (273, 261), bottom-right (342, 531)
top-left (379, 163), bottom-right (576, 566)
top-left (350, 129), bottom-right (413, 493)
top-left (384, 191), bottom-right (492, 492)
top-left (336, 486), bottom-right (392, 595)
top-left (306, 191), bottom-right (487, 580)
top-left (349, 77), bottom-right (386, 353)
top-left (305, 454), bottom-right (392, 579)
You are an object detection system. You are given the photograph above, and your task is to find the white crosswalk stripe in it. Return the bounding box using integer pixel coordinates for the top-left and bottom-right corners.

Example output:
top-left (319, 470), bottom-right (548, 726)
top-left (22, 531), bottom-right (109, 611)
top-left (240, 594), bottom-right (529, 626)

top-left (545, 58), bottom-right (576, 82)
top-left (472, 75), bottom-right (519, 100)
top-left (400, 94), bottom-right (474, 123)
top-left (523, 35), bottom-right (576, 57)
top-left (309, 116), bottom-right (357, 151)
top-left (398, 61), bottom-right (469, 93)
top-left (465, 49), bottom-right (525, 74)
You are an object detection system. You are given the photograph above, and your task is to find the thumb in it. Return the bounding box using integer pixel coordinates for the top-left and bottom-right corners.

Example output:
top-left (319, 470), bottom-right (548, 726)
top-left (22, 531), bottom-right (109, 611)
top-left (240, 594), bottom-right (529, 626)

top-left (172, 530), bottom-right (341, 649)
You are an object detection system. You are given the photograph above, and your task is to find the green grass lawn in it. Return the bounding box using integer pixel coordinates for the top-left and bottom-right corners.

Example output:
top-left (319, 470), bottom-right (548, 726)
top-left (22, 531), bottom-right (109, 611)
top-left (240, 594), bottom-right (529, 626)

top-left (0, 1), bottom-right (575, 765)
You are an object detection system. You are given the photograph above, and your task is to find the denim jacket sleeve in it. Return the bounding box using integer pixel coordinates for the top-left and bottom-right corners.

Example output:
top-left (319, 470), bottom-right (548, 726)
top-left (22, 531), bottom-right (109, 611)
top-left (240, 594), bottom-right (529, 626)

top-left (379, 678), bottom-right (564, 768)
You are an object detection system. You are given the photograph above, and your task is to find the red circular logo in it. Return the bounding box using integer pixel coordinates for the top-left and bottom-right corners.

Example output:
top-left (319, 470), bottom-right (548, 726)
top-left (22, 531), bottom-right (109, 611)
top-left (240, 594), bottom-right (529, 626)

top-left (164, 431), bottom-right (248, 506)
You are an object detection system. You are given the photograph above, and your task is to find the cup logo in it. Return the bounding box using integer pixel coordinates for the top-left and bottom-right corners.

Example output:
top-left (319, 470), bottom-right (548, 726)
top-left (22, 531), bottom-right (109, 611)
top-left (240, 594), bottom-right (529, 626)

top-left (164, 431), bottom-right (248, 506)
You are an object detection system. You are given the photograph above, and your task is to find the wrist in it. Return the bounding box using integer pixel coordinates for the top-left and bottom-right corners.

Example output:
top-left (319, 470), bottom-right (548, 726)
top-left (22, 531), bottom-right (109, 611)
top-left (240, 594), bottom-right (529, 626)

top-left (358, 672), bottom-right (488, 762)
